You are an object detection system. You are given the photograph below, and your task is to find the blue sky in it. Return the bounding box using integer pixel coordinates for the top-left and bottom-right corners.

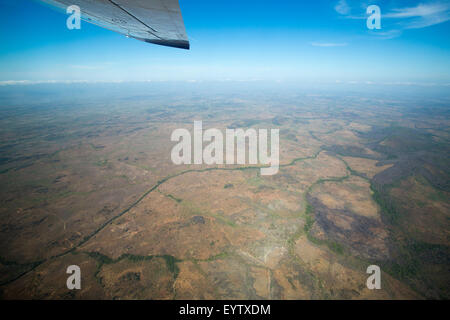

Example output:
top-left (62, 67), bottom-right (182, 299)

top-left (0, 0), bottom-right (449, 83)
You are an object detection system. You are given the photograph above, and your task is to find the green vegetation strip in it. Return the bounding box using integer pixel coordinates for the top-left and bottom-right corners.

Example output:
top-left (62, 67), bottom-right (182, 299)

top-left (0, 150), bottom-right (323, 286)
top-left (85, 251), bottom-right (181, 282)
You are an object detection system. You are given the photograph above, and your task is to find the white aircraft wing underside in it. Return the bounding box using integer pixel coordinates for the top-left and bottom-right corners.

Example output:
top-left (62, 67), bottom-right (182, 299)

top-left (39, 0), bottom-right (189, 49)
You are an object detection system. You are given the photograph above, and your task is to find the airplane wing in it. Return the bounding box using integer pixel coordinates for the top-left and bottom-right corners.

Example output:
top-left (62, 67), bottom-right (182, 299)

top-left (39, 0), bottom-right (190, 49)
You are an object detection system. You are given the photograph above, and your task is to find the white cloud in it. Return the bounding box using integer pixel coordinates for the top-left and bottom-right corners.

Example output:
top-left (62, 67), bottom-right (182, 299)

top-left (384, 2), bottom-right (450, 29)
top-left (334, 1), bottom-right (450, 38)
top-left (70, 65), bottom-right (103, 70)
top-left (335, 0), bottom-right (350, 15)
top-left (311, 42), bottom-right (348, 47)
top-left (367, 29), bottom-right (402, 39)
top-left (0, 80), bottom-right (126, 86)
top-left (384, 3), bottom-right (449, 18)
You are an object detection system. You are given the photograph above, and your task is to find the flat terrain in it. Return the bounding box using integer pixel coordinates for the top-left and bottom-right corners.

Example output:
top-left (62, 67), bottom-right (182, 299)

top-left (0, 82), bottom-right (448, 299)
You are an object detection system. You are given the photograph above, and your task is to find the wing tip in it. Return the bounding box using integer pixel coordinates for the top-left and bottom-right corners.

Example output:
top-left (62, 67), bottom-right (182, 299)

top-left (144, 38), bottom-right (190, 50)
